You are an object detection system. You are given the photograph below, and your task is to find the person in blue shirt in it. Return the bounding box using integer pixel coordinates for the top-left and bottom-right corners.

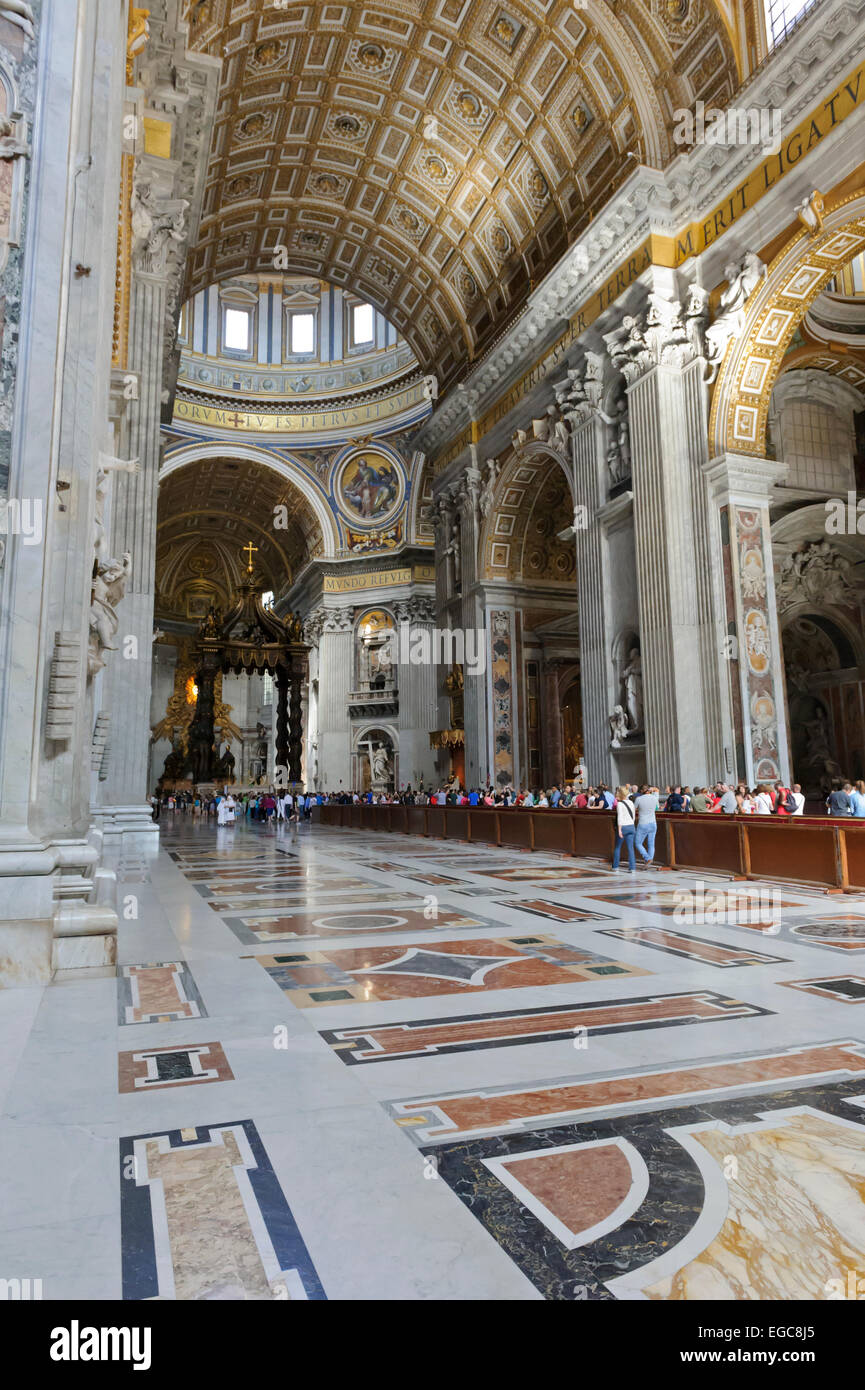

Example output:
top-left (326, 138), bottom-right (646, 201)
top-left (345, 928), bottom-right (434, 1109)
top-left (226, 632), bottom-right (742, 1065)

top-left (468, 788), bottom-right (479, 806)
top-left (848, 781), bottom-right (865, 816)
top-left (601, 784), bottom-right (616, 809)
top-left (550, 787), bottom-right (561, 807)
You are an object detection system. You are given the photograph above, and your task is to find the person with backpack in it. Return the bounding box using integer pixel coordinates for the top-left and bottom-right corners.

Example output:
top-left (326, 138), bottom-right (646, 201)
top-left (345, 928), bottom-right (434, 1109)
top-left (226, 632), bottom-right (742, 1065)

top-left (612, 785), bottom-right (637, 872)
top-left (773, 782), bottom-right (797, 816)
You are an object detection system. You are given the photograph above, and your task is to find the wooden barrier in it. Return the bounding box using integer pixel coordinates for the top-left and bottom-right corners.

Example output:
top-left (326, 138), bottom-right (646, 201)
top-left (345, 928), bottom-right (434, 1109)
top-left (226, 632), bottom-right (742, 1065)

top-left (318, 804), bottom-right (865, 892)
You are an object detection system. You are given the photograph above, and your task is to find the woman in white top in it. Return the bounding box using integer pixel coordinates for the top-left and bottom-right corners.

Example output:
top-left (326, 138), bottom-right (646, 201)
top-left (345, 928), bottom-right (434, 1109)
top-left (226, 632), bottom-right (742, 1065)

top-left (611, 785), bottom-right (637, 872)
top-left (753, 785), bottom-right (774, 815)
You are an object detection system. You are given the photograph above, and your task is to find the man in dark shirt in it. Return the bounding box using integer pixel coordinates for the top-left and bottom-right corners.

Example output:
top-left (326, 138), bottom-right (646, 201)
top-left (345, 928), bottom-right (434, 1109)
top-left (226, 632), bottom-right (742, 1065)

top-left (827, 782), bottom-right (853, 816)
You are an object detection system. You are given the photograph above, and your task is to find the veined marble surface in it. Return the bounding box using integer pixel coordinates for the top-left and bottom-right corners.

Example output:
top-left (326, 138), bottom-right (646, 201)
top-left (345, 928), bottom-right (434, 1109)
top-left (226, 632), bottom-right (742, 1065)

top-left (3, 814), bottom-right (865, 1300)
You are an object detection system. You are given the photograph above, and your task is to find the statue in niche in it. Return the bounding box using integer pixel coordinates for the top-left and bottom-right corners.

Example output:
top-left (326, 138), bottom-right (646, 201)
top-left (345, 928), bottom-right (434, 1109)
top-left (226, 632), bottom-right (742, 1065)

top-left (371, 743), bottom-right (392, 783)
top-left (803, 708), bottom-right (844, 794)
top-left (598, 386), bottom-right (631, 486)
top-left (445, 520), bottom-right (462, 590)
top-left (609, 705), bottom-right (629, 748)
top-left (622, 647), bottom-right (643, 734)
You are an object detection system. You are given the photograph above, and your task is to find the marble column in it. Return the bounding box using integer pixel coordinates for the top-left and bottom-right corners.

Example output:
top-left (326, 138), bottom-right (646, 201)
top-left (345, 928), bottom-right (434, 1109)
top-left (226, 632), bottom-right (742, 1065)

top-left (540, 661), bottom-right (564, 787)
top-left (703, 453), bottom-right (790, 785)
top-left (395, 594), bottom-right (438, 788)
top-left (95, 197), bottom-right (173, 846)
top-left (455, 460), bottom-right (488, 787)
top-left (568, 400), bottom-right (614, 786)
top-left (317, 606), bottom-right (354, 792)
top-left (0, 0), bottom-right (128, 982)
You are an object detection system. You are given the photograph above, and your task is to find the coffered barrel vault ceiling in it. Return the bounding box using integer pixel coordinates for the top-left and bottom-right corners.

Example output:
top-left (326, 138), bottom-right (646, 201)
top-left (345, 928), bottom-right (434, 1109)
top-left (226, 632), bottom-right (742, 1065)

top-left (156, 457), bottom-right (324, 622)
top-left (184, 0), bottom-right (739, 387)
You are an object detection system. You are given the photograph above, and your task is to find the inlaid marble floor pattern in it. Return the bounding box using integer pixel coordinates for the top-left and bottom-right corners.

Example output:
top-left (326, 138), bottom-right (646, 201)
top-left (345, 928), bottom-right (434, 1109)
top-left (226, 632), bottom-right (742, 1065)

top-left (4, 815), bottom-right (865, 1301)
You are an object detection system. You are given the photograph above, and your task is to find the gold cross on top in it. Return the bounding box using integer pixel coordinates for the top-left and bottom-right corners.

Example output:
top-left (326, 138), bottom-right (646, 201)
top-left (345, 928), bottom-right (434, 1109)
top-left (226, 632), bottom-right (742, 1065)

top-left (242, 541), bottom-right (259, 571)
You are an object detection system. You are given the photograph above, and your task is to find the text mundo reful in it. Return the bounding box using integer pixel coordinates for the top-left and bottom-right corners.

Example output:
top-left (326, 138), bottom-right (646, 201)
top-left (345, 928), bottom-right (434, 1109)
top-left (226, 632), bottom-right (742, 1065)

top-left (672, 881), bottom-right (782, 930)
top-left (50, 1321), bottom-right (151, 1371)
top-left (0, 497), bottom-right (43, 545)
top-left (377, 624), bottom-right (487, 677)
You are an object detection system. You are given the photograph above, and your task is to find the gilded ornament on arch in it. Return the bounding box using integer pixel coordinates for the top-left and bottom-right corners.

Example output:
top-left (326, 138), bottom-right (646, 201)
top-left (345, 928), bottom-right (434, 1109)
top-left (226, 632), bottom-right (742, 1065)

top-left (250, 38), bottom-right (285, 69)
top-left (487, 9), bottom-right (524, 53)
top-left (225, 174), bottom-right (257, 200)
top-left (307, 170), bottom-right (347, 200)
top-left (235, 112), bottom-right (271, 142)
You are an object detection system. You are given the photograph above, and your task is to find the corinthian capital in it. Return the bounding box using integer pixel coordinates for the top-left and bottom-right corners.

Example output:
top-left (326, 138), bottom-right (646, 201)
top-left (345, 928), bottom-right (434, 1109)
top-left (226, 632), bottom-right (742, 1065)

top-left (322, 606), bottom-right (355, 634)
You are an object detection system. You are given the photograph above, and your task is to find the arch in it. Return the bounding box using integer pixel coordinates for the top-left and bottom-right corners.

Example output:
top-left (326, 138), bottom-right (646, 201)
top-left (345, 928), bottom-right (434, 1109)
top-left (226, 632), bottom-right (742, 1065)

top-left (780, 607), bottom-right (863, 671)
top-left (479, 446), bottom-right (575, 582)
top-left (160, 439), bottom-right (340, 556)
top-left (709, 192), bottom-right (865, 458)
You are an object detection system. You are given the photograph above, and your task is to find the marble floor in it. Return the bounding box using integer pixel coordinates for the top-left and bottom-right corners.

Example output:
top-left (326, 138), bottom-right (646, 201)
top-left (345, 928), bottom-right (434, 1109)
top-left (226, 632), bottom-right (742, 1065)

top-left (4, 816), bottom-right (865, 1300)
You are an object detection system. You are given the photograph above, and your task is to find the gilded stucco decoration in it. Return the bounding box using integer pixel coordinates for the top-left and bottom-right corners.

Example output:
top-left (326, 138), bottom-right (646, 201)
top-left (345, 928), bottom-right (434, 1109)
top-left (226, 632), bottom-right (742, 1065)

top-left (709, 195), bottom-right (865, 458)
top-left (182, 0), bottom-right (738, 386)
top-left (480, 451), bottom-right (575, 582)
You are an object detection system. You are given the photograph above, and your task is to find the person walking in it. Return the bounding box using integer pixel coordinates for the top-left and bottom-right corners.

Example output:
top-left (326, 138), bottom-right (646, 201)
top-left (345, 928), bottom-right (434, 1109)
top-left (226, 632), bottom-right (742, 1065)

top-left (612, 785), bottom-right (637, 872)
top-left (634, 784), bottom-right (659, 866)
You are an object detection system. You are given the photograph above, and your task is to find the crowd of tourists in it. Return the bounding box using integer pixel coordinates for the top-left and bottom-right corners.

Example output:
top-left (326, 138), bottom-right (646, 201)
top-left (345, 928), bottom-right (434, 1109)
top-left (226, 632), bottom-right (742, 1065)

top-left (153, 779), bottom-right (865, 847)
top-left (150, 789), bottom-right (315, 824)
top-left (320, 781), bottom-right (812, 814)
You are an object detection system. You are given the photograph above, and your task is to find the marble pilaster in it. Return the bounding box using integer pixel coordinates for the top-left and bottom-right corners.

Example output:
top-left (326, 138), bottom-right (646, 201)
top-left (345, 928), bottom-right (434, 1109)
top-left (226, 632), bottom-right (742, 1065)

top-left (614, 285), bottom-right (727, 786)
top-left (317, 606), bottom-right (353, 792)
top-left (703, 453), bottom-right (790, 786)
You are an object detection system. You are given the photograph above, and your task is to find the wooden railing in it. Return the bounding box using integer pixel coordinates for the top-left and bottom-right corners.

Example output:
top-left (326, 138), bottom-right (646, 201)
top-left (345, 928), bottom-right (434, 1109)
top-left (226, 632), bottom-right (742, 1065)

top-left (317, 804), bottom-right (865, 892)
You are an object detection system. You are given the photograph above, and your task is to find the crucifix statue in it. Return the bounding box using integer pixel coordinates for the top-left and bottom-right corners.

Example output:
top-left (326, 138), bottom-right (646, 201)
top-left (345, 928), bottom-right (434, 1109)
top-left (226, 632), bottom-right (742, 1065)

top-left (242, 541), bottom-right (258, 572)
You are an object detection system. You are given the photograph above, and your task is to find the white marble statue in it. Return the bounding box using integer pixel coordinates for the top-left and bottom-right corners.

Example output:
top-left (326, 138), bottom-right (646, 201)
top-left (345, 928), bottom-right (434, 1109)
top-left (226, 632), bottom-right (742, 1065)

top-left (609, 705), bottom-right (629, 748)
top-left (95, 455), bottom-right (139, 563)
top-left (371, 744), bottom-right (392, 782)
top-left (89, 553), bottom-right (131, 675)
top-left (622, 647), bottom-right (643, 733)
top-left (704, 251), bottom-right (767, 371)
top-left (445, 521), bottom-right (461, 587)
top-left (479, 457), bottom-right (500, 517)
